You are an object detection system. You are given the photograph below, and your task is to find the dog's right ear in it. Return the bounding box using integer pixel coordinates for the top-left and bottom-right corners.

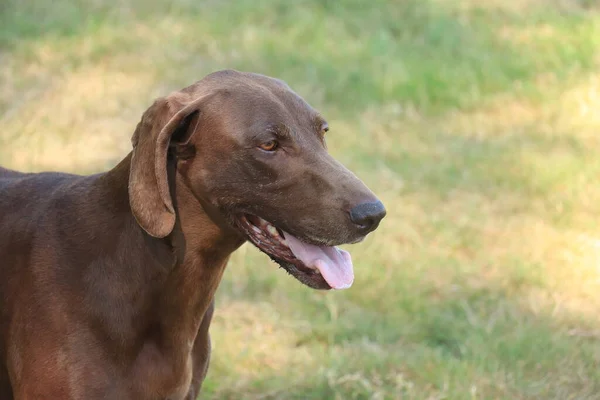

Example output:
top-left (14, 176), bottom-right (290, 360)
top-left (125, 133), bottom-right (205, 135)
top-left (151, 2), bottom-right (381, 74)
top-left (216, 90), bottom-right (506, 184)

top-left (128, 98), bottom-right (176, 238)
top-left (128, 94), bottom-right (204, 238)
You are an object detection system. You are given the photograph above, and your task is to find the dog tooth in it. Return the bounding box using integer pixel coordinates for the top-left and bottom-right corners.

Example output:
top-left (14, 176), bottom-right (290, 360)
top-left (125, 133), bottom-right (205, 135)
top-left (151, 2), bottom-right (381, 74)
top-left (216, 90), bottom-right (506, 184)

top-left (267, 225), bottom-right (278, 236)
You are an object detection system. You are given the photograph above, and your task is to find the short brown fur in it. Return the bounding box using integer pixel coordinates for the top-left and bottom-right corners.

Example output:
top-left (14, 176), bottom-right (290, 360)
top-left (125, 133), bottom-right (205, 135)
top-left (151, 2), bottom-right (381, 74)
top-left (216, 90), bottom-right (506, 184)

top-left (0, 70), bottom-right (384, 399)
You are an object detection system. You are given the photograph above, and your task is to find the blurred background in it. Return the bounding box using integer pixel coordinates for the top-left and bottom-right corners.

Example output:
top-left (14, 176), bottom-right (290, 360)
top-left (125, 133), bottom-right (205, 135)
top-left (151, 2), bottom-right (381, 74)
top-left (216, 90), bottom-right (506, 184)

top-left (1, 0), bottom-right (600, 398)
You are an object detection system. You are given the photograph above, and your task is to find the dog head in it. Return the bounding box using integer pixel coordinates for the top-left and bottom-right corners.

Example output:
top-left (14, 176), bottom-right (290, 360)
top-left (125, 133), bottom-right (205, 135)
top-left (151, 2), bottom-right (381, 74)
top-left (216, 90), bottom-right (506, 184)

top-left (129, 70), bottom-right (386, 289)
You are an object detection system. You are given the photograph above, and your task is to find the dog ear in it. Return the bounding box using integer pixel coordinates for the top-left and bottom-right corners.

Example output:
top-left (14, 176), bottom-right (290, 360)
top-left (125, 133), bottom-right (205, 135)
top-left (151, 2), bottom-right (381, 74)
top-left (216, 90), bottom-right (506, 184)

top-left (128, 94), bottom-right (205, 238)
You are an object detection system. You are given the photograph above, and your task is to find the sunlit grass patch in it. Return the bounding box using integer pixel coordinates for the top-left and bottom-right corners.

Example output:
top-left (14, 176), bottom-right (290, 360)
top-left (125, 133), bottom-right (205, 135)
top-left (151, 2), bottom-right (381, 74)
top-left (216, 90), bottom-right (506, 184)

top-left (0, 65), bottom-right (153, 171)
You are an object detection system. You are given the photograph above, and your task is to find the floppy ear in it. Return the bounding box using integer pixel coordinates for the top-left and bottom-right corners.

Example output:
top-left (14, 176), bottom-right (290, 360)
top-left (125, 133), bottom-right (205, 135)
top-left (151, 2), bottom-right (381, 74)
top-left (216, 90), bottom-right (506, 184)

top-left (128, 94), bottom-right (205, 238)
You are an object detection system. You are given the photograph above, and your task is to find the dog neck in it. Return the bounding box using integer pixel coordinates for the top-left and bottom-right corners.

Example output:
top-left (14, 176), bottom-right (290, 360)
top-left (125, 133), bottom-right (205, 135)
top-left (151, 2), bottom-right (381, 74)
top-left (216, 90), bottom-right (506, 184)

top-left (157, 166), bottom-right (245, 345)
top-left (102, 153), bottom-right (244, 352)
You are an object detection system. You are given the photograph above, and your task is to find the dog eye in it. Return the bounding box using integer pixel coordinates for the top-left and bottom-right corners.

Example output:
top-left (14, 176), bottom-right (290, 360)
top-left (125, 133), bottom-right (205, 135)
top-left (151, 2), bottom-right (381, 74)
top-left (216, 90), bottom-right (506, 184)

top-left (259, 140), bottom-right (279, 152)
top-left (321, 124), bottom-right (329, 135)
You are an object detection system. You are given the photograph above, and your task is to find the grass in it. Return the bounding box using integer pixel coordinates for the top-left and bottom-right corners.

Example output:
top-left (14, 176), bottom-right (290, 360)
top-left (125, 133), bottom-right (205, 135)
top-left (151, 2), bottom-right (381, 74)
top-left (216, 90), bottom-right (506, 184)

top-left (2, 0), bottom-right (600, 398)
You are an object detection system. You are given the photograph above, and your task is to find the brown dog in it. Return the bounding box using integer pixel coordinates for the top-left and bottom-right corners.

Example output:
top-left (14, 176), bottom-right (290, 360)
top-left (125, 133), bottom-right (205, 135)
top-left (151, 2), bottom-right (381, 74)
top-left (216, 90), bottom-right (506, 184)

top-left (0, 70), bottom-right (385, 399)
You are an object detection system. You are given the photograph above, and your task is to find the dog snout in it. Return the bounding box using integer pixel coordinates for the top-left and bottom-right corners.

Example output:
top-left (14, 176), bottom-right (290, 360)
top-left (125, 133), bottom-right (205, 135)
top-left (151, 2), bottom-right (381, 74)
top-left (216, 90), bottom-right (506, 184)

top-left (349, 200), bottom-right (386, 234)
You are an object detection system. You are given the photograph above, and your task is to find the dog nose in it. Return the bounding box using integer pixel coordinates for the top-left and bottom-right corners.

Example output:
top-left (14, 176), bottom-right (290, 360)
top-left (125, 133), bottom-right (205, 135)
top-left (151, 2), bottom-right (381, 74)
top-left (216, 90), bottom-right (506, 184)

top-left (349, 200), bottom-right (386, 233)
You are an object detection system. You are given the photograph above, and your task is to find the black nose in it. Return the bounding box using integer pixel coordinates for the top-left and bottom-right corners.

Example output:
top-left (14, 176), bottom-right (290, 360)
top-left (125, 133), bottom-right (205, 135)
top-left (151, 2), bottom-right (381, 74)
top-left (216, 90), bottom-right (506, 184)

top-left (349, 200), bottom-right (386, 233)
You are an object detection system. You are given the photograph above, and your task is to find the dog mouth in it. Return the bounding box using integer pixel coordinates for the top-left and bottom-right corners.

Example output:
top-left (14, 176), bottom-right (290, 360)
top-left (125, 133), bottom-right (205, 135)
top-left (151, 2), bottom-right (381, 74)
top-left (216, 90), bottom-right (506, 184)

top-left (235, 214), bottom-right (355, 290)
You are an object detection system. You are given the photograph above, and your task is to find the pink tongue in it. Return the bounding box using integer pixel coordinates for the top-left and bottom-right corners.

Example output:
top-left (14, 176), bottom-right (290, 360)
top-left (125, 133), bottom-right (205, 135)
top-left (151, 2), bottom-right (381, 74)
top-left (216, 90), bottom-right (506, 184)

top-left (283, 231), bottom-right (354, 289)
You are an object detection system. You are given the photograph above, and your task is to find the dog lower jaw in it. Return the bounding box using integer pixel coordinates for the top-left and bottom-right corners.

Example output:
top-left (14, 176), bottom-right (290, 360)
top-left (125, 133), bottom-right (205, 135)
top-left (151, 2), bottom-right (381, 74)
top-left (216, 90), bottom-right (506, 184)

top-left (234, 214), bottom-right (358, 290)
top-left (267, 256), bottom-right (332, 290)
top-left (238, 215), bottom-right (332, 289)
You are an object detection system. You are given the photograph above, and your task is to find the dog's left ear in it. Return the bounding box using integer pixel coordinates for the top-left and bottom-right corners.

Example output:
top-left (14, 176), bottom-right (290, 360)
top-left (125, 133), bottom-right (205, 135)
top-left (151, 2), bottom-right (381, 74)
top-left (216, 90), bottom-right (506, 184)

top-left (128, 93), bottom-right (206, 238)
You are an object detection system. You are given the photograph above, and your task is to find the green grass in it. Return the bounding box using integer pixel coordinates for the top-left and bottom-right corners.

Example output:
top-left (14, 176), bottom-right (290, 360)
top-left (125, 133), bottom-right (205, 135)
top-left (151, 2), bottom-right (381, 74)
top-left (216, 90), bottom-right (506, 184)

top-left (2, 0), bottom-right (600, 398)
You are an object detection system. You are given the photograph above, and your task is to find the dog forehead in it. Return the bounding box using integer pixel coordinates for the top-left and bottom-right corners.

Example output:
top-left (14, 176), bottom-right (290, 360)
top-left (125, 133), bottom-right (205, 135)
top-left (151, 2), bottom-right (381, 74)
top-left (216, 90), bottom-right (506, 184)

top-left (201, 69), bottom-right (290, 90)
top-left (176, 70), bottom-right (322, 134)
top-left (202, 71), bottom-right (314, 111)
